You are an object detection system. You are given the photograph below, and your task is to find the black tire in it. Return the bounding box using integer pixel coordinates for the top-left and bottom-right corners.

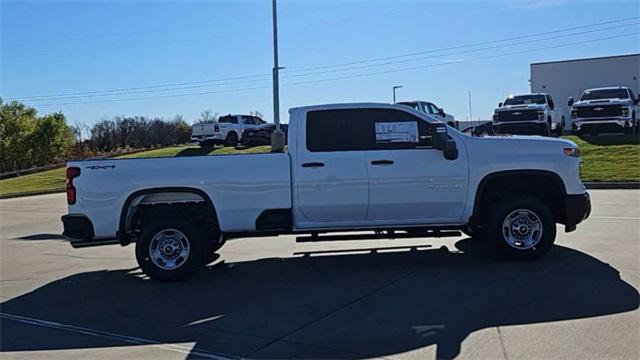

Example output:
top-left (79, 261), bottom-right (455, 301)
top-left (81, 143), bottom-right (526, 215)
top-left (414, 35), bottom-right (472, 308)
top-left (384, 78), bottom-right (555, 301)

top-left (225, 132), bottom-right (238, 147)
top-left (135, 217), bottom-right (203, 282)
top-left (556, 118), bottom-right (565, 137)
top-left (545, 119), bottom-right (552, 137)
top-left (485, 195), bottom-right (556, 260)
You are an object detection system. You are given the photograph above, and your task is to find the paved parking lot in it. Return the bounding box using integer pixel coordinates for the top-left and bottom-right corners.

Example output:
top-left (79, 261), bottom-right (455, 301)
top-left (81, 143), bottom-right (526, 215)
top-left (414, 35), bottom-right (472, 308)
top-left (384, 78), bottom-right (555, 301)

top-left (0, 190), bottom-right (638, 359)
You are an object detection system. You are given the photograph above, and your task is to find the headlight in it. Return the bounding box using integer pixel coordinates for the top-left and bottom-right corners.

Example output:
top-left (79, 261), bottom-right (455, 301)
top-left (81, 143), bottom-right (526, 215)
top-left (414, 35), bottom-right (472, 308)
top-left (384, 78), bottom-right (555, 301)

top-left (621, 106), bottom-right (629, 117)
top-left (493, 113), bottom-right (499, 121)
top-left (571, 109), bottom-right (577, 119)
top-left (537, 111), bottom-right (545, 120)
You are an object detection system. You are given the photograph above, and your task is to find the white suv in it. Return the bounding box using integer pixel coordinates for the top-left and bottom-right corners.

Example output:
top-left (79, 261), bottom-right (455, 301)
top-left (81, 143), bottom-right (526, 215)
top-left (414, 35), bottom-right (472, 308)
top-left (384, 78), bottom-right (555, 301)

top-left (191, 115), bottom-right (265, 146)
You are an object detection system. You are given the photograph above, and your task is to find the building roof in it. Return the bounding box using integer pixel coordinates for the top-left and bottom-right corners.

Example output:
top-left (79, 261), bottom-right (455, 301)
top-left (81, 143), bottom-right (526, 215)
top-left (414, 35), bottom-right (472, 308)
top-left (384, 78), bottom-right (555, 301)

top-left (531, 53), bottom-right (640, 66)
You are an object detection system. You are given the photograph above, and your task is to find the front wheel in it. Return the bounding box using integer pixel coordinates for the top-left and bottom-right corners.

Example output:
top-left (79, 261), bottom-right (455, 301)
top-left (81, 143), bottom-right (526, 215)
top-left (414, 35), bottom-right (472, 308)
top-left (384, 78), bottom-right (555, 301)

top-left (556, 118), bottom-right (565, 137)
top-left (485, 195), bottom-right (556, 260)
top-left (135, 218), bottom-right (203, 282)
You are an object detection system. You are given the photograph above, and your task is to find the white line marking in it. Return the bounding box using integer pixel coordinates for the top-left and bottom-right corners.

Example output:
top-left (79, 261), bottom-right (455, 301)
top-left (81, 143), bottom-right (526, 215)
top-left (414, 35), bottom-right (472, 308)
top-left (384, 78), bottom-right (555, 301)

top-left (590, 216), bottom-right (640, 220)
top-left (0, 312), bottom-right (235, 359)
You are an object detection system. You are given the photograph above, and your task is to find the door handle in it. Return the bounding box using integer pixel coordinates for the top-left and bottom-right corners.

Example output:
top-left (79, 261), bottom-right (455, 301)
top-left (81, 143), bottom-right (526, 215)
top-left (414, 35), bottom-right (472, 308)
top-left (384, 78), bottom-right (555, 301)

top-left (370, 160), bottom-right (394, 165)
top-left (302, 162), bottom-right (325, 168)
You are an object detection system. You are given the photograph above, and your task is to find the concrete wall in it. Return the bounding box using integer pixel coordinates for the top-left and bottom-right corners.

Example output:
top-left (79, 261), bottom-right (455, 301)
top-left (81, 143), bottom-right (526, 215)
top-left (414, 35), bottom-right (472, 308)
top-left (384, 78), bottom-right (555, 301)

top-left (530, 54), bottom-right (640, 130)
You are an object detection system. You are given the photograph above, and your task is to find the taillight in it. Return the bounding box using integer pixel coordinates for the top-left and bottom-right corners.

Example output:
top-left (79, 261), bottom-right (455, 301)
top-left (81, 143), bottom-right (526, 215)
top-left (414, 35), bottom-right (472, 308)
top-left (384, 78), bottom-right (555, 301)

top-left (66, 167), bottom-right (81, 205)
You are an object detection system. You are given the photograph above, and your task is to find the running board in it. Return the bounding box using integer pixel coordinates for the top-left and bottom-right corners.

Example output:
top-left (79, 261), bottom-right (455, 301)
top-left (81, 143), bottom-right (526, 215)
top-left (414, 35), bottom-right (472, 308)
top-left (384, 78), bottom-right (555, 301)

top-left (296, 230), bottom-right (462, 243)
top-left (69, 238), bottom-right (120, 248)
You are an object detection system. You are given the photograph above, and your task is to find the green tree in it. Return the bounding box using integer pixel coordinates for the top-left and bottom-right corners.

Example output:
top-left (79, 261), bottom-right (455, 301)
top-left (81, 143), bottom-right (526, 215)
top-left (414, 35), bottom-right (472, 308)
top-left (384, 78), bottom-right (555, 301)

top-left (0, 100), bottom-right (38, 171)
top-left (29, 112), bottom-right (75, 166)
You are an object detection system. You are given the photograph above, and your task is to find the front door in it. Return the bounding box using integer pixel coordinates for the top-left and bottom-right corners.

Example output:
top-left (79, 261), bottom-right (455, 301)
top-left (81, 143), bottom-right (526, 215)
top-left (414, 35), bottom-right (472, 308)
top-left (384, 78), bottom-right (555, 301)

top-left (363, 109), bottom-right (468, 223)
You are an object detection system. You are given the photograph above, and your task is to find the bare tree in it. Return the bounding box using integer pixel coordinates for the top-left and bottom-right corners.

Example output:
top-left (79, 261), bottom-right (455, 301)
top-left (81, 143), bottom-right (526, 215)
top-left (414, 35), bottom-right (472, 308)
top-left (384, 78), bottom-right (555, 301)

top-left (249, 110), bottom-right (264, 120)
top-left (196, 110), bottom-right (218, 124)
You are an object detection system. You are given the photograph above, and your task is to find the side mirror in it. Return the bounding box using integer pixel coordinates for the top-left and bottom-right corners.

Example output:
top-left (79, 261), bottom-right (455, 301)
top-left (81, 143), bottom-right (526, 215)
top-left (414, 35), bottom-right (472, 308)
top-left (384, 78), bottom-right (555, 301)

top-left (498, 102), bottom-right (503, 108)
top-left (432, 124), bottom-right (448, 150)
top-left (634, 96), bottom-right (639, 105)
top-left (567, 97), bottom-right (574, 106)
top-left (438, 108), bottom-right (445, 117)
top-left (443, 139), bottom-right (458, 160)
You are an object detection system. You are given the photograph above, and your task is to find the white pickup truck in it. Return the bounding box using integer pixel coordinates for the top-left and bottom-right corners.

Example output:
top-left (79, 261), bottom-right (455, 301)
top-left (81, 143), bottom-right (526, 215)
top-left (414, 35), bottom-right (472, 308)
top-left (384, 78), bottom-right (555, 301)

top-left (62, 103), bottom-right (591, 281)
top-left (191, 114), bottom-right (265, 146)
top-left (493, 94), bottom-right (564, 136)
top-left (568, 86), bottom-right (639, 135)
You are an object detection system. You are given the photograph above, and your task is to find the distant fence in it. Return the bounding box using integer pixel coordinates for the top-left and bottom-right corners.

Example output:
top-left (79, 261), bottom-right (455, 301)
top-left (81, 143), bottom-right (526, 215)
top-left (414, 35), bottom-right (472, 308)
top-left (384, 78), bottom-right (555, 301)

top-left (0, 146), bottom-right (162, 180)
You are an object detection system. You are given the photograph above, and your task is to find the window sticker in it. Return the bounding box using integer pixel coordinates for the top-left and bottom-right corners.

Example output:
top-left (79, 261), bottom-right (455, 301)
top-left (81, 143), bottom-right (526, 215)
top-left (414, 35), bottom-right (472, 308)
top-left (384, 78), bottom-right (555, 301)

top-left (375, 121), bottom-right (419, 143)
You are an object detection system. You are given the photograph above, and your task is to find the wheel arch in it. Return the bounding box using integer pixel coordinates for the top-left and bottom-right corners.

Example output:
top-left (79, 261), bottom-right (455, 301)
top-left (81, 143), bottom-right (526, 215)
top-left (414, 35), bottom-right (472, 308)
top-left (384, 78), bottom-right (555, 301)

top-left (118, 187), bottom-right (219, 245)
top-left (471, 170), bottom-right (567, 228)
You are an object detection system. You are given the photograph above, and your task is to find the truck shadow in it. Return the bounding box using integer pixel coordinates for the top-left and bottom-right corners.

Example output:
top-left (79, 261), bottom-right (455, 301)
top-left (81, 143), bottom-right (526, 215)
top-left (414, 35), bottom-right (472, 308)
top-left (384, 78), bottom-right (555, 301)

top-left (1, 240), bottom-right (638, 359)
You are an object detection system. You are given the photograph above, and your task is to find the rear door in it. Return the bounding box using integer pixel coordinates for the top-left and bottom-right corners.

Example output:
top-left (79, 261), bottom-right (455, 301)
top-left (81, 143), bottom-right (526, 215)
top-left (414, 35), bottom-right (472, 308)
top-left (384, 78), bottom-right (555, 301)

top-left (295, 109), bottom-right (369, 224)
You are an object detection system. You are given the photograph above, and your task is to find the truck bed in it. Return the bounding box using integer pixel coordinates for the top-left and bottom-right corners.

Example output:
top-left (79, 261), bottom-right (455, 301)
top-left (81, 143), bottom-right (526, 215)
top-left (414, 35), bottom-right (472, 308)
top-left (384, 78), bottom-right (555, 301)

top-left (68, 153), bottom-right (292, 238)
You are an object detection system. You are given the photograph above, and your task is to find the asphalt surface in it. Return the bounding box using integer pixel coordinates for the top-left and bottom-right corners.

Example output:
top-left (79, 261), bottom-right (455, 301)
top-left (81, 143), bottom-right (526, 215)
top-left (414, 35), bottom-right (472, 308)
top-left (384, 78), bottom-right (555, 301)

top-left (0, 191), bottom-right (638, 359)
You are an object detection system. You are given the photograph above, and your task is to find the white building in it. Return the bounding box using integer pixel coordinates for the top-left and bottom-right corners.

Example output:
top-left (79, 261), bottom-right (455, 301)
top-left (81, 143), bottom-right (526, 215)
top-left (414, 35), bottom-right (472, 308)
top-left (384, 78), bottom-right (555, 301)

top-left (530, 53), bottom-right (640, 131)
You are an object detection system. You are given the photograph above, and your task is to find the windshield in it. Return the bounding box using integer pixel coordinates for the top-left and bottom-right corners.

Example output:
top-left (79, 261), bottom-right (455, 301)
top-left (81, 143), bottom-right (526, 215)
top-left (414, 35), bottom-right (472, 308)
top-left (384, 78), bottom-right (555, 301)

top-left (503, 95), bottom-right (546, 105)
top-left (397, 102), bottom-right (420, 111)
top-left (581, 89), bottom-right (629, 100)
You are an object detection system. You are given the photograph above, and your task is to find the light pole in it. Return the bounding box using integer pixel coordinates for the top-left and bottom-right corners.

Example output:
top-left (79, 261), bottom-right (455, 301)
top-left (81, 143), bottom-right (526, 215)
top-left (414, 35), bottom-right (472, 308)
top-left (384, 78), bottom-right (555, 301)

top-left (392, 85), bottom-right (403, 103)
top-left (270, 0), bottom-right (285, 152)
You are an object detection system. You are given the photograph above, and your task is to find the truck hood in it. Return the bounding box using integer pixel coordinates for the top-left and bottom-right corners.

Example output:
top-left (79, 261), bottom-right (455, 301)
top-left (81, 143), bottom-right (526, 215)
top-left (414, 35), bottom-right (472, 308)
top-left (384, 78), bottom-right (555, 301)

top-left (495, 104), bottom-right (546, 112)
top-left (461, 133), bottom-right (577, 152)
top-left (573, 98), bottom-right (632, 107)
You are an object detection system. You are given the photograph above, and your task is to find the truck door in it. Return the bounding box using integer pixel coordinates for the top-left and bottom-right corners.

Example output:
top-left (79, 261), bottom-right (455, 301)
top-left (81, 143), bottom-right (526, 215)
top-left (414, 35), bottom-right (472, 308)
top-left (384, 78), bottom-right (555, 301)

top-left (295, 109), bottom-right (369, 224)
top-left (363, 109), bottom-right (468, 223)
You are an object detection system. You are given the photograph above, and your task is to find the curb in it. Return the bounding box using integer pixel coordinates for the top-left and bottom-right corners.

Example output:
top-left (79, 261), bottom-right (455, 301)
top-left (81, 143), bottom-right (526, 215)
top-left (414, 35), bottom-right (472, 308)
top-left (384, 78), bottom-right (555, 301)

top-left (584, 182), bottom-right (640, 189)
top-left (2, 182), bottom-right (639, 200)
top-left (0, 189), bottom-right (65, 200)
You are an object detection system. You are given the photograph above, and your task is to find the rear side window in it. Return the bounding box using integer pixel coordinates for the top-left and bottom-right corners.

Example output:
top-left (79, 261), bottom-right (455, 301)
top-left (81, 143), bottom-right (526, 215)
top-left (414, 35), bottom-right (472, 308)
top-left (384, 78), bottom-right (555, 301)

top-left (219, 116), bottom-right (238, 124)
top-left (306, 108), bottom-right (433, 152)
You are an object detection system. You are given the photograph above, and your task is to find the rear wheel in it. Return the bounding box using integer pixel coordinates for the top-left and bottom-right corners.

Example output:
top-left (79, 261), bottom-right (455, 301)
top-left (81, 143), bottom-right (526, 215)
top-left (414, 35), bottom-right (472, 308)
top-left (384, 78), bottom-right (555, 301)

top-left (485, 195), bottom-right (556, 260)
top-left (225, 132), bottom-right (238, 147)
top-left (135, 217), bottom-right (203, 282)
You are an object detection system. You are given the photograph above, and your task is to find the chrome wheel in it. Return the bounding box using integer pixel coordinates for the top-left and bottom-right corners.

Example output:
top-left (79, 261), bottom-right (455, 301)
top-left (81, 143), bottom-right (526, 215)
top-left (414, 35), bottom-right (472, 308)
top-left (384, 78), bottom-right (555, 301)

top-left (501, 209), bottom-right (543, 250)
top-left (149, 229), bottom-right (190, 270)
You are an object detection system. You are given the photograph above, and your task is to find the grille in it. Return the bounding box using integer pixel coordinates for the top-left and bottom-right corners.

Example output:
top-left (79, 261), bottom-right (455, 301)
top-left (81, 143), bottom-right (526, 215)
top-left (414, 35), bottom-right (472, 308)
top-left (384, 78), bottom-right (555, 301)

top-left (577, 105), bottom-right (622, 118)
top-left (496, 110), bottom-right (539, 122)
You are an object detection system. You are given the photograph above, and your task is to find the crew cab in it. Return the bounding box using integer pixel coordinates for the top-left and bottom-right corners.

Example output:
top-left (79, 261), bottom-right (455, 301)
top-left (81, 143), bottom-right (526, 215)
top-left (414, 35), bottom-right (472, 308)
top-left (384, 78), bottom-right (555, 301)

top-left (62, 103), bottom-right (590, 282)
top-left (493, 94), bottom-right (564, 136)
top-left (397, 100), bottom-right (456, 128)
top-left (191, 114), bottom-right (265, 146)
top-left (568, 86), bottom-right (638, 135)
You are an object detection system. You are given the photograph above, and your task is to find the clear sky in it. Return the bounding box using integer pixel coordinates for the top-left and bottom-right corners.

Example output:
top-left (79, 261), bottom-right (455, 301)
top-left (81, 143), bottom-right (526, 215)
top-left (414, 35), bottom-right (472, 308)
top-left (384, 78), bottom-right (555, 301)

top-left (1, 0), bottom-right (639, 126)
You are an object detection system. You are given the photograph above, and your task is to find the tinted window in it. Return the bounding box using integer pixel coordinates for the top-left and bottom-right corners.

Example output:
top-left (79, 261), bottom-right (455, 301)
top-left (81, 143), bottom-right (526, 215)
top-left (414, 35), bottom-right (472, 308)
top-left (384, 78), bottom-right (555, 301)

top-left (504, 95), bottom-right (546, 105)
top-left (581, 89), bottom-right (629, 100)
top-left (306, 109), bottom-right (433, 152)
top-left (219, 116), bottom-right (238, 124)
top-left (547, 95), bottom-right (555, 109)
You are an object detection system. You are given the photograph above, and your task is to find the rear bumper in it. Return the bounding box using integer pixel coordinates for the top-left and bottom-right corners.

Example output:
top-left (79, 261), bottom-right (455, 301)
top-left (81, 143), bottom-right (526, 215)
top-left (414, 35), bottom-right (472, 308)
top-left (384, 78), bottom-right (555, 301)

top-left (564, 192), bottom-right (591, 232)
top-left (494, 121), bottom-right (548, 135)
top-left (191, 134), bottom-right (224, 142)
top-left (61, 214), bottom-right (118, 248)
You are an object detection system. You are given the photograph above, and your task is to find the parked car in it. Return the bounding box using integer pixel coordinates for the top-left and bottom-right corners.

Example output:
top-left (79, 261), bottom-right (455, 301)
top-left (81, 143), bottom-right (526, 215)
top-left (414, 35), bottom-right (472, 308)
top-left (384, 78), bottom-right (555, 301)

top-left (191, 114), bottom-right (265, 146)
top-left (396, 100), bottom-right (456, 128)
top-left (241, 123), bottom-right (288, 146)
top-left (493, 93), bottom-right (564, 136)
top-left (62, 103), bottom-right (590, 281)
top-left (568, 86), bottom-right (638, 135)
